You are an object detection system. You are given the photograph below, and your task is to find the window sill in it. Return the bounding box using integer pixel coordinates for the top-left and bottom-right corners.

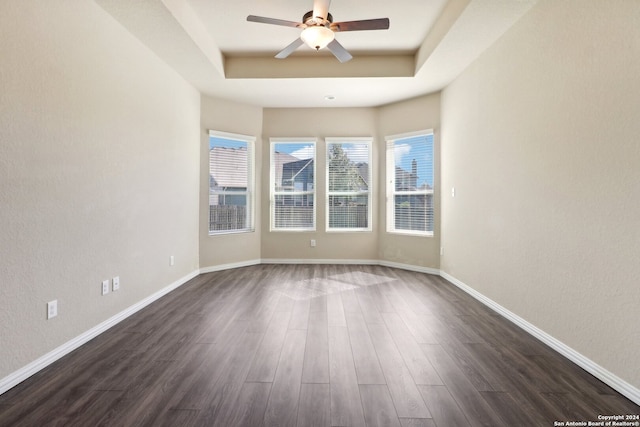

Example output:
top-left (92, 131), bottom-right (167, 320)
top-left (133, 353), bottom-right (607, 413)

top-left (387, 230), bottom-right (434, 238)
top-left (209, 229), bottom-right (255, 236)
top-left (269, 229), bottom-right (317, 233)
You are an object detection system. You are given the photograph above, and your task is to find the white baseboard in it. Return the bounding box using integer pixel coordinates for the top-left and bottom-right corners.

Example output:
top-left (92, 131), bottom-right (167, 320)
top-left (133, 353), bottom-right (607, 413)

top-left (0, 269), bottom-right (199, 396)
top-left (199, 259), bottom-right (261, 274)
top-left (260, 258), bottom-right (380, 265)
top-left (440, 271), bottom-right (640, 406)
top-left (379, 260), bottom-right (440, 276)
top-left (259, 259), bottom-right (440, 277)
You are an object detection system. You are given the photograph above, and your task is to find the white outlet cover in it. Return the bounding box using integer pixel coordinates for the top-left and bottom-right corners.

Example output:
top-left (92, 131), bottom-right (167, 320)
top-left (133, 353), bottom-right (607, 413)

top-left (102, 280), bottom-right (110, 295)
top-left (112, 276), bottom-right (120, 291)
top-left (47, 300), bottom-right (58, 319)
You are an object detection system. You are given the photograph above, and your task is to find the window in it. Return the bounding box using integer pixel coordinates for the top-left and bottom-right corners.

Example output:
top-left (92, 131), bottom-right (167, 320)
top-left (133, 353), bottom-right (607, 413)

top-left (270, 139), bottom-right (316, 231)
top-left (326, 138), bottom-right (372, 231)
top-left (208, 131), bottom-right (255, 234)
top-left (386, 131), bottom-right (434, 236)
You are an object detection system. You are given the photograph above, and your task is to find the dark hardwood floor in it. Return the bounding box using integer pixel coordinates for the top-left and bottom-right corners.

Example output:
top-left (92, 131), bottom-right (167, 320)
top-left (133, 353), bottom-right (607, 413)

top-left (1, 264), bottom-right (638, 426)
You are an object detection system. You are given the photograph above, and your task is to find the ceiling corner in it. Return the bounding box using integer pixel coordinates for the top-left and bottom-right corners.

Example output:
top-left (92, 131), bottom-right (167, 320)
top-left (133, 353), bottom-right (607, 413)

top-left (160, 0), bottom-right (225, 77)
top-left (415, 0), bottom-right (471, 74)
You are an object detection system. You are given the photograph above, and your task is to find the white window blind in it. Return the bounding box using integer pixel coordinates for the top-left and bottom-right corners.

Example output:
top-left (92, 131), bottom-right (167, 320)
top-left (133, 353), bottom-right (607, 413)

top-left (209, 131), bottom-right (255, 234)
top-left (386, 131), bottom-right (434, 236)
top-left (271, 140), bottom-right (316, 231)
top-left (326, 139), bottom-right (371, 231)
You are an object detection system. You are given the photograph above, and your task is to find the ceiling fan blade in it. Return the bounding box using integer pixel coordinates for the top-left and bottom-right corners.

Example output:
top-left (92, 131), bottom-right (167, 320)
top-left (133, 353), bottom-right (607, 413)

top-left (331, 18), bottom-right (390, 32)
top-left (327, 39), bottom-right (353, 63)
top-left (247, 15), bottom-right (304, 28)
top-left (275, 38), bottom-right (305, 59)
top-left (312, 0), bottom-right (332, 20)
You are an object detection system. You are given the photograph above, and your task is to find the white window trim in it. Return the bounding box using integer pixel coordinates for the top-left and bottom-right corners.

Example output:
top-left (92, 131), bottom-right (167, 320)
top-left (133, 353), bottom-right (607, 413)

top-left (325, 137), bottom-right (373, 232)
top-left (270, 137), bottom-right (317, 232)
top-left (208, 130), bottom-right (256, 235)
top-left (385, 129), bottom-right (434, 237)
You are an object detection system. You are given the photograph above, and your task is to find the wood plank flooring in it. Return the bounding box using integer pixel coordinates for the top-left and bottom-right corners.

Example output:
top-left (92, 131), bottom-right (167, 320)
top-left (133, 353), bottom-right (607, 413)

top-left (0, 264), bottom-right (638, 426)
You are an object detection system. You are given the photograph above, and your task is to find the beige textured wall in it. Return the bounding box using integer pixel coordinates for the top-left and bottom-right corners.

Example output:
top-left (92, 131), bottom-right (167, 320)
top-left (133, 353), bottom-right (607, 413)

top-left (441, 0), bottom-right (640, 389)
top-left (199, 96), bottom-right (263, 268)
top-left (0, 1), bottom-right (200, 379)
top-left (261, 108), bottom-right (379, 261)
top-left (378, 94), bottom-right (441, 269)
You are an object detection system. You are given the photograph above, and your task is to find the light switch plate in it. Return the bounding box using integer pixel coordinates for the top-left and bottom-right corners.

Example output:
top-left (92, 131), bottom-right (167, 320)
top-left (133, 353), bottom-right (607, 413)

top-left (47, 300), bottom-right (58, 319)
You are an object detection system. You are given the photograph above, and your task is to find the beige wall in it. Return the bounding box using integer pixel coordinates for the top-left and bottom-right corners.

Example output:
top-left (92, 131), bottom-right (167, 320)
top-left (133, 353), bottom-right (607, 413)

top-left (441, 0), bottom-right (640, 389)
top-left (0, 1), bottom-right (200, 379)
top-left (378, 94), bottom-right (441, 270)
top-left (261, 108), bottom-right (380, 261)
top-left (199, 96), bottom-right (263, 268)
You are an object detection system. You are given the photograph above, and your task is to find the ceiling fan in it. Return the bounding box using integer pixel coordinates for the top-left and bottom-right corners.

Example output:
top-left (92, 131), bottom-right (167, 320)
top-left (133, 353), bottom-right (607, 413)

top-left (247, 0), bottom-right (390, 63)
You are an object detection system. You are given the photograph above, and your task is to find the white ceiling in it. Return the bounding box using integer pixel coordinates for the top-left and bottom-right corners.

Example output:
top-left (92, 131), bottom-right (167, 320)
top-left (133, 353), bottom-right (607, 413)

top-left (96, 0), bottom-right (538, 108)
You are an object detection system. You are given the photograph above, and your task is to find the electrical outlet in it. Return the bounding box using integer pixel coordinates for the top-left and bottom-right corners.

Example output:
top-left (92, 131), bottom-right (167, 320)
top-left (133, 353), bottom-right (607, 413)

top-left (47, 300), bottom-right (58, 319)
top-left (112, 276), bottom-right (120, 292)
top-left (310, 239), bottom-right (316, 247)
top-left (102, 280), bottom-right (110, 296)
top-left (170, 255), bottom-right (175, 266)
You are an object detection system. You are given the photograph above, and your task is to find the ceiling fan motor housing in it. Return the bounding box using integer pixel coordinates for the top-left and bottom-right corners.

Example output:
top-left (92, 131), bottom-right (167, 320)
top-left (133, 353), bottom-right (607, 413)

top-left (303, 10), bottom-right (333, 26)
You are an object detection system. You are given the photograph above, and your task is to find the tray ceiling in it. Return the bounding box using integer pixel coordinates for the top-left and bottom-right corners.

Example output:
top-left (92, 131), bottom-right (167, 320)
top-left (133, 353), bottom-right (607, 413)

top-left (96, 0), bottom-right (538, 107)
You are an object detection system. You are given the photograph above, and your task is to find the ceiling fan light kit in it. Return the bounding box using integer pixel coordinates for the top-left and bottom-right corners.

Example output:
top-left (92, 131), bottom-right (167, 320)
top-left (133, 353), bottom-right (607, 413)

top-left (301, 25), bottom-right (335, 50)
top-left (247, 0), bottom-right (389, 62)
